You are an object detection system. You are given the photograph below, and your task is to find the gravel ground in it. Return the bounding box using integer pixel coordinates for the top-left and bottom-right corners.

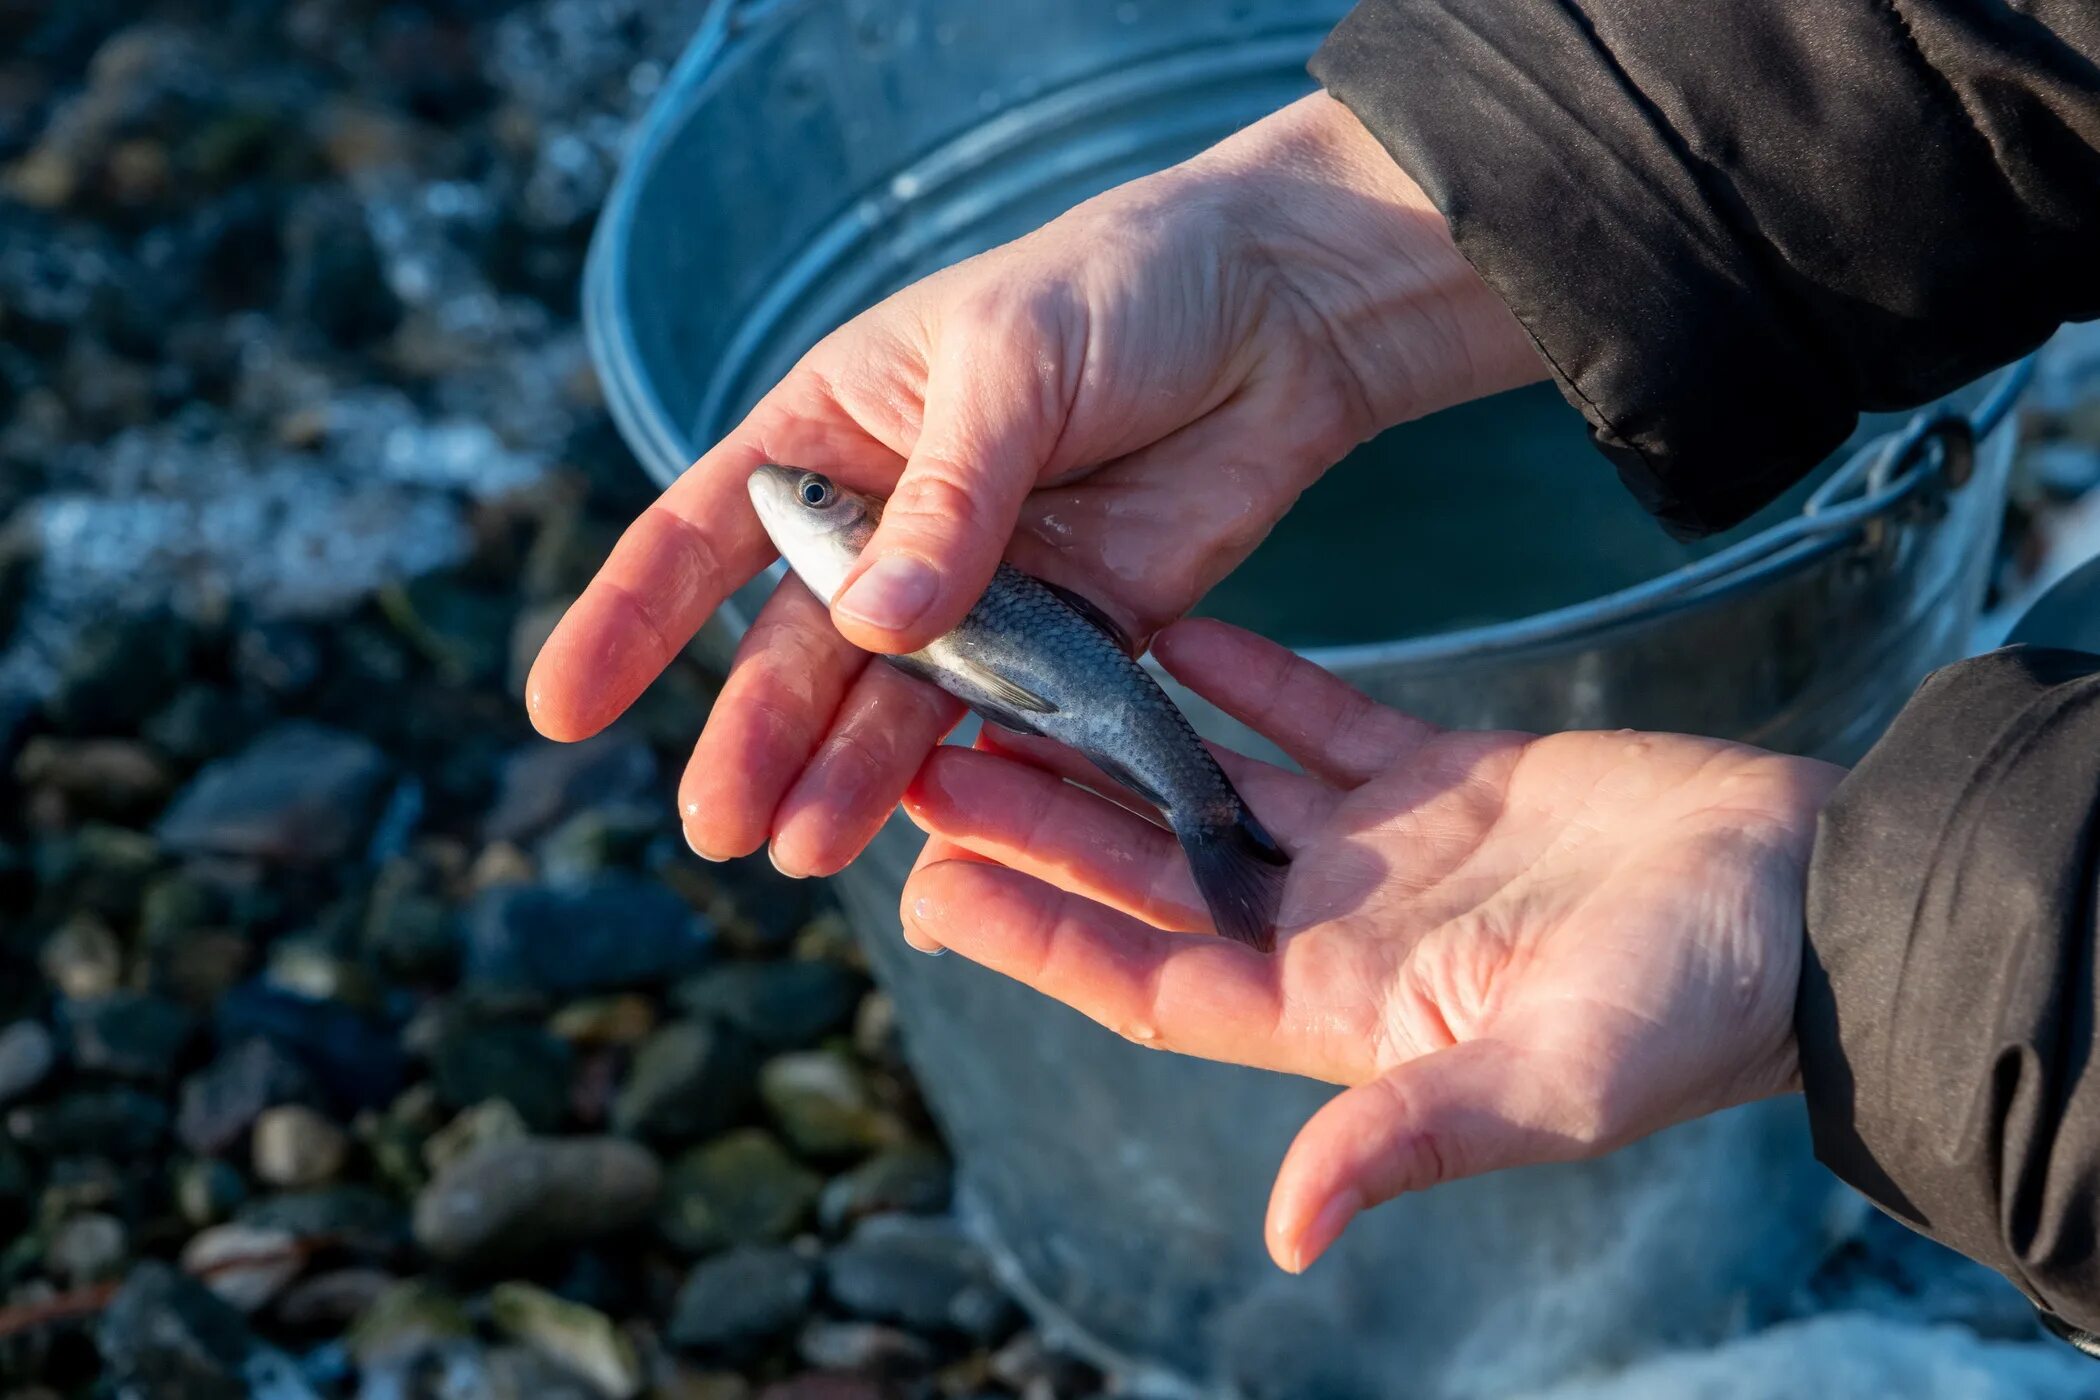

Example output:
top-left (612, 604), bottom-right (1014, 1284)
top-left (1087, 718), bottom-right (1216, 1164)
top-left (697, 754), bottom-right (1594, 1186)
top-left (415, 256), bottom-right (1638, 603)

top-left (2, 2), bottom-right (2098, 1398)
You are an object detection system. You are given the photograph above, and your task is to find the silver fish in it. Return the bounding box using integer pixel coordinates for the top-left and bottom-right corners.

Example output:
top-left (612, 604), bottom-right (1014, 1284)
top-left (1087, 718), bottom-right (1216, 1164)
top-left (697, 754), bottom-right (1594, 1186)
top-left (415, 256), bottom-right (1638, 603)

top-left (747, 465), bottom-right (1290, 952)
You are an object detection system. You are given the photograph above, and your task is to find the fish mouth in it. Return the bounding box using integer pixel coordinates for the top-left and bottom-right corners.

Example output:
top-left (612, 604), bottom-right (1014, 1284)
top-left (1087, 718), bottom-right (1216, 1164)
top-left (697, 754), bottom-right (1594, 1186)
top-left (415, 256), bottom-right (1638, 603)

top-left (746, 464), bottom-right (802, 535)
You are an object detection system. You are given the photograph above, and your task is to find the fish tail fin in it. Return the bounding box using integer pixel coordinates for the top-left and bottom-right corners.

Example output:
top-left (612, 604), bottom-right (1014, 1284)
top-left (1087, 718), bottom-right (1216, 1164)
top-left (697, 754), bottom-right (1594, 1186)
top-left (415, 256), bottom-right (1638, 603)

top-left (1181, 806), bottom-right (1290, 953)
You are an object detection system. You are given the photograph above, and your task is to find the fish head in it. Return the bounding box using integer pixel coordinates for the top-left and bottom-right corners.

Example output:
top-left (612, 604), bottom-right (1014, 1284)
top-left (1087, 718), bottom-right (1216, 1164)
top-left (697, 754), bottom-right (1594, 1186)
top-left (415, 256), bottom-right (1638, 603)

top-left (747, 465), bottom-right (882, 604)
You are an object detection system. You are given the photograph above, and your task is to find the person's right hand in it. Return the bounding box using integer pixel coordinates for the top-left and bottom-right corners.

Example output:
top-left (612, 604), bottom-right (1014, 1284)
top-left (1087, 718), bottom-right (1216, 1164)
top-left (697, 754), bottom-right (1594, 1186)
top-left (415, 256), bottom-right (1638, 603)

top-left (525, 93), bottom-right (1542, 876)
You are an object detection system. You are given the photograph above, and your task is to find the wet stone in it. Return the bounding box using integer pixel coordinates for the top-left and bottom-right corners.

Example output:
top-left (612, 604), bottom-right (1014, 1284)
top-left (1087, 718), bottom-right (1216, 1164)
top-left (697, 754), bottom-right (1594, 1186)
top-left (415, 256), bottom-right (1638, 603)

top-left (177, 1037), bottom-right (321, 1157)
top-left (658, 1129), bottom-right (821, 1256)
top-left (175, 1158), bottom-right (249, 1227)
top-left (40, 913), bottom-right (124, 1000)
top-left (756, 1375), bottom-right (887, 1400)
top-left (412, 1136), bottom-right (660, 1268)
top-left (64, 992), bottom-right (199, 1081)
top-left (45, 614), bottom-right (190, 734)
top-left (465, 878), bottom-right (712, 996)
top-left (488, 1281), bottom-right (642, 1400)
top-left (15, 735), bottom-right (173, 821)
top-left (157, 721), bottom-right (392, 864)
top-left (236, 1185), bottom-right (407, 1259)
top-left (429, 1016), bottom-right (573, 1132)
top-left (667, 1246), bottom-right (817, 1360)
top-left (823, 1217), bottom-right (1018, 1344)
top-left (0, 1020), bottom-right (56, 1105)
top-left (273, 1267), bottom-right (396, 1331)
top-left (611, 1018), bottom-right (754, 1146)
top-left (548, 993), bottom-right (656, 1048)
top-left (671, 961), bottom-right (864, 1053)
top-left (346, 1279), bottom-right (473, 1371)
top-left (421, 1097), bottom-right (528, 1176)
top-left (795, 1319), bottom-right (936, 1378)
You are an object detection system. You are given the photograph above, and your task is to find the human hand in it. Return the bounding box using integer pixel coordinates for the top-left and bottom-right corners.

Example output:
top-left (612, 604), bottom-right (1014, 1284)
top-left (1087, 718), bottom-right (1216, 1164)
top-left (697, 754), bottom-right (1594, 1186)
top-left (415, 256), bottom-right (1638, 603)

top-left (526, 94), bottom-right (1540, 875)
top-left (899, 620), bottom-right (1842, 1275)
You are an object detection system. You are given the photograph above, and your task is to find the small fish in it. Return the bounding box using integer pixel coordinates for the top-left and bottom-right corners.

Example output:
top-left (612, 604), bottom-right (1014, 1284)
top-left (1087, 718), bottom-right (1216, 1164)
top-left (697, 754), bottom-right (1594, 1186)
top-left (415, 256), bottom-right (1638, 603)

top-left (747, 465), bottom-right (1290, 951)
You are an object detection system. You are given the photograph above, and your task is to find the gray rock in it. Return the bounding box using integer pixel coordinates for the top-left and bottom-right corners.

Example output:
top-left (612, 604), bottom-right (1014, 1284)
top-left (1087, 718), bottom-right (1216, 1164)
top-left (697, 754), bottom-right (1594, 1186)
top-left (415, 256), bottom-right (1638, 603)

top-left (758, 1050), bottom-right (908, 1159)
top-left (823, 1217), bottom-right (1018, 1343)
top-left (412, 1136), bottom-right (660, 1267)
top-left (41, 914), bottom-right (124, 1000)
top-left (817, 1147), bottom-right (953, 1234)
top-left (47, 1210), bottom-right (129, 1285)
top-left (483, 733), bottom-right (656, 845)
top-left (668, 1246), bottom-right (816, 1359)
top-left (97, 1260), bottom-right (260, 1400)
top-left (754, 1374), bottom-right (886, 1400)
top-left (421, 1098), bottom-right (529, 1176)
top-left (157, 722), bottom-right (391, 864)
top-left (488, 1281), bottom-right (642, 1399)
top-left (65, 992), bottom-right (198, 1081)
top-left (178, 1038), bottom-right (319, 1156)
top-left (346, 1279), bottom-right (473, 1371)
top-left (361, 860), bottom-right (458, 981)
top-left (251, 1104), bottom-right (348, 1188)
top-left (795, 1319), bottom-right (936, 1378)
top-left (465, 879), bottom-right (711, 996)
top-left (429, 1017), bottom-right (574, 1132)
top-left (658, 1130), bottom-right (821, 1255)
top-left (612, 1019), bottom-right (754, 1146)
top-left (47, 614), bottom-right (190, 734)
top-left (671, 962), bottom-right (863, 1052)
top-left (180, 1223), bottom-right (302, 1312)
top-left (273, 1267), bottom-right (396, 1330)
top-left (0, 1019), bottom-right (56, 1105)
top-left (988, 1332), bottom-right (1103, 1398)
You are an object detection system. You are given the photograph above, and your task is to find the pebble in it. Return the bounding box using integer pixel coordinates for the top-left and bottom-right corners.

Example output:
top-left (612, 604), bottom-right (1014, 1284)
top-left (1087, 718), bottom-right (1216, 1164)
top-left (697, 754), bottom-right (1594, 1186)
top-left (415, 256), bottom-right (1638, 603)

top-left (758, 1050), bottom-right (908, 1159)
top-left (548, 993), bottom-right (657, 1048)
top-left (177, 1037), bottom-right (320, 1156)
top-left (0, 1019), bottom-right (57, 1105)
top-left (174, 1158), bottom-right (249, 1227)
top-left (412, 1136), bottom-right (661, 1267)
top-left (465, 878), bottom-right (713, 996)
top-left (818, 1147), bottom-right (954, 1234)
top-left (40, 913), bottom-right (124, 1000)
top-left (824, 1217), bottom-right (1018, 1343)
top-left (795, 1319), bottom-right (936, 1377)
top-left (757, 1375), bottom-right (886, 1400)
top-left (672, 962), bottom-right (864, 1052)
top-left (252, 1104), bottom-right (349, 1187)
top-left (657, 1129), bottom-right (821, 1255)
top-left (156, 721), bottom-right (392, 864)
top-left (429, 1016), bottom-right (574, 1132)
top-left (482, 732), bottom-right (657, 845)
top-left (47, 1210), bottom-right (129, 1285)
top-left (181, 1222), bottom-right (304, 1312)
top-left (10, 1087), bottom-right (168, 1155)
top-left (273, 1267), bottom-right (396, 1330)
top-left (64, 992), bottom-right (199, 1081)
top-left (667, 1246), bottom-right (817, 1359)
top-left (346, 1279), bottom-right (473, 1371)
top-left (97, 1260), bottom-right (261, 1399)
top-left (421, 1097), bottom-right (529, 1176)
top-left (216, 982), bottom-right (407, 1115)
top-left (236, 1185), bottom-right (408, 1259)
top-left (488, 1281), bottom-right (643, 1399)
top-left (611, 1019), bottom-right (755, 1146)
top-left (15, 735), bottom-right (173, 820)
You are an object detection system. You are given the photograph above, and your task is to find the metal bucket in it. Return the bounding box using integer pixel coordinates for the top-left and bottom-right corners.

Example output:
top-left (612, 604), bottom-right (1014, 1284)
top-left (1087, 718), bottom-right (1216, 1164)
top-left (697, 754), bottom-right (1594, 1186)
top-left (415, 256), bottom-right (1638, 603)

top-left (585, 3), bottom-right (2024, 1395)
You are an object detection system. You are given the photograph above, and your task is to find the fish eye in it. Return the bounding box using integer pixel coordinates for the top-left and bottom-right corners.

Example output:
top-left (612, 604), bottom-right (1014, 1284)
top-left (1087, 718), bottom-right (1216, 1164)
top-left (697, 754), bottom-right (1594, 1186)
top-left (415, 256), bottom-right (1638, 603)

top-left (797, 475), bottom-right (835, 508)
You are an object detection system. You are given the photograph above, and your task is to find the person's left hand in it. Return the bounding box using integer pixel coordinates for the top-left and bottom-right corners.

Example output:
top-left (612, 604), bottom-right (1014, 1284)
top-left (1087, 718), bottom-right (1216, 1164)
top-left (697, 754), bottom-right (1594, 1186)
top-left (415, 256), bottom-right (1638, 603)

top-left (898, 619), bottom-right (1842, 1274)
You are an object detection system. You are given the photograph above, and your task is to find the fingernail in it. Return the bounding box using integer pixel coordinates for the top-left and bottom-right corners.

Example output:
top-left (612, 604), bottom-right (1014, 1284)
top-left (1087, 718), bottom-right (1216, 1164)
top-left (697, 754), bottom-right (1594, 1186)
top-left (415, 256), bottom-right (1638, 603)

top-left (833, 555), bottom-right (939, 633)
top-left (684, 826), bottom-right (725, 863)
top-left (905, 896), bottom-right (947, 956)
top-left (766, 845), bottom-right (806, 880)
top-left (1292, 1189), bottom-right (1362, 1273)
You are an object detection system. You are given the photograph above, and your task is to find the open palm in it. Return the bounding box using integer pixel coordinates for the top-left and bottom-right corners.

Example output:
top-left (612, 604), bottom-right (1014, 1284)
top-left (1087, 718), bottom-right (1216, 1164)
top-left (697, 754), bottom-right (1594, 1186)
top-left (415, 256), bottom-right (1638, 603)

top-left (524, 96), bottom-right (1533, 877)
top-left (899, 619), bottom-right (1842, 1274)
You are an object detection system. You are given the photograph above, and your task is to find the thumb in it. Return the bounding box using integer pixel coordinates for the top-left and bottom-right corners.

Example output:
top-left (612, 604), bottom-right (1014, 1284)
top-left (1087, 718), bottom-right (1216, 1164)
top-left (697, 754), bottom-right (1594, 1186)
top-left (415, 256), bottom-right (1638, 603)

top-left (828, 332), bottom-right (1064, 653)
top-left (1265, 1041), bottom-right (1593, 1273)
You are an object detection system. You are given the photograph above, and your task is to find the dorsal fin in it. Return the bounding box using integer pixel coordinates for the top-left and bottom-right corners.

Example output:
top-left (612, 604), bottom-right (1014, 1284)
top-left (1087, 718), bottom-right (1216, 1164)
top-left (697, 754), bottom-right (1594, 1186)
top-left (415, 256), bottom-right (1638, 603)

top-left (1035, 577), bottom-right (1134, 654)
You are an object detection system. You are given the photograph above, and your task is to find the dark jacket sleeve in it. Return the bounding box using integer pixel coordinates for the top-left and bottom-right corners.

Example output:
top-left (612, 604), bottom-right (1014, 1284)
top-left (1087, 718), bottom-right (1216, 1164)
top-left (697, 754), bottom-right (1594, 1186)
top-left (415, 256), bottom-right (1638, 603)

top-left (1310, 0), bottom-right (2100, 537)
top-left (1800, 647), bottom-right (2100, 1337)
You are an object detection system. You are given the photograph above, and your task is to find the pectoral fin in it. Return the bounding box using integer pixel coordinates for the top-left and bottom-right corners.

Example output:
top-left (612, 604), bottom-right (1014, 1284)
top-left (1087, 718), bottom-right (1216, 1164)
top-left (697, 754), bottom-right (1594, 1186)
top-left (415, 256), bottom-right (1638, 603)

top-left (1036, 578), bottom-right (1135, 654)
top-left (948, 656), bottom-right (1058, 715)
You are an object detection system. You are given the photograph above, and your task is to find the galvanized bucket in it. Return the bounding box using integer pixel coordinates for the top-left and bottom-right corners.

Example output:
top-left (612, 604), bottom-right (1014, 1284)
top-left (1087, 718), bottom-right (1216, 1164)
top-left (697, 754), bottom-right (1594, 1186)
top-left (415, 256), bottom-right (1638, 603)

top-left (585, 2), bottom-right (2025, 1395)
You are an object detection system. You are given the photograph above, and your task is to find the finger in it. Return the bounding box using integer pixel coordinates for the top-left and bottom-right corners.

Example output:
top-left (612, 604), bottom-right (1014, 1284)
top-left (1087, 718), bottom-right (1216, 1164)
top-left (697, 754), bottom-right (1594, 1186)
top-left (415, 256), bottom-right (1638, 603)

top-left (1153, 619), bottom-right (1442, 789)
top-left (526, 378), bottom-right (903, 742)
top-left (1265, 1041), bottom-right (1587, 1273)
top-left (903, 746), bottom-right (1209, 932)
top-left (678, 579), bottom-right (866, 861)
top-left (828, 311), bottom-right (1064, 653)
top-left (902, 834), bottom-right (992, 954)
top-left (769, 664), bottom-right (965, 878)
top-left (902, 858), bottom-right (1304, 1073)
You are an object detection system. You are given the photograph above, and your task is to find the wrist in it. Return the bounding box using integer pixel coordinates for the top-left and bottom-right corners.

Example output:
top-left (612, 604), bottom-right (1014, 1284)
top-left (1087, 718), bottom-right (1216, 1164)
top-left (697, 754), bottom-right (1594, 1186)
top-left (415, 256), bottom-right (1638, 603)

top-left (1194, 93), bottom-right (1546, 436)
